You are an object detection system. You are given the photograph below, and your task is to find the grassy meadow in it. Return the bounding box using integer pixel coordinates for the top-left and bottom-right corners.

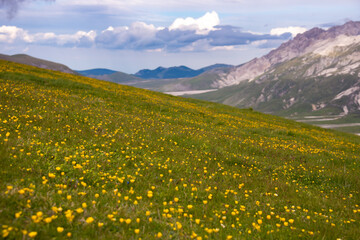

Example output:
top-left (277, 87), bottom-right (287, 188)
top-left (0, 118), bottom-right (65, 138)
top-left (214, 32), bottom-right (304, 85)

top-left (1, 59), bottom-right (360, 239)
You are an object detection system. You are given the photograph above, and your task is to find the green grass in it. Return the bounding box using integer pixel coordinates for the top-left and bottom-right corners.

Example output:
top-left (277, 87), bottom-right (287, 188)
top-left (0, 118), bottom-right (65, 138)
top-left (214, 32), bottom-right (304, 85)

top-left (1, 60), bottom-right (360, 239)
top-left (333, 126), bottom-right (360, 133)
top-left (287, 114), bottom-right (360, 134)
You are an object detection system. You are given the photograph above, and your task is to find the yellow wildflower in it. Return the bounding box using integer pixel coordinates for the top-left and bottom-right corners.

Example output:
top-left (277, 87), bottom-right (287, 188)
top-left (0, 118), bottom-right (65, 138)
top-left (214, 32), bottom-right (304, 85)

top-left (147, 191), bottom-right (153, 198)
top-left (28, 232), bottom-right (37, 238)
top-left (86, 217), bottom-right (94, 223)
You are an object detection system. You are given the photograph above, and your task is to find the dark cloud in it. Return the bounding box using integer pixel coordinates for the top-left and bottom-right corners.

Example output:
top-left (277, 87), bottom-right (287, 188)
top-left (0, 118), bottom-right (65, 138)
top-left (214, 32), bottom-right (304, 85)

top-left (156, 29), bottom-right (205, 50)
top-left (94, 24), bottom-right (291, 52)
top-left (95, 23), bottom-right (164, 50)
top-left (207, 25), bottom-right (289, 46)
top-left (0, 0), bottom-right (54, 19)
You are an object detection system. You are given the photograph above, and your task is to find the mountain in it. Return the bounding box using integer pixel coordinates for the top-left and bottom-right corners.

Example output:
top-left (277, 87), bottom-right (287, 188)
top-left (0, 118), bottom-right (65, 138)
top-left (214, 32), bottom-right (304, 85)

top-left (189, 21), bottom-right (360, 119)
top-left (77, 68), bottom-right (117, 76)
top-left (77, 68), bottom-right (143, 83)
top-left (134, 64), bottom-right (233, 79)
top-left (198, 63), bottom-right (234, 72)
top-left (1, 59), bottom-right (360, 239)
top-left (99, 71), bottom-right (143, 83)
top-left (0, 53), bottom-right (77, 74)
top-left (213, 21), bottom-right (360, 88)
top-left (156, 66), bottom-right (235, 92)
top-left (135, 66), bottom-right (197, 79)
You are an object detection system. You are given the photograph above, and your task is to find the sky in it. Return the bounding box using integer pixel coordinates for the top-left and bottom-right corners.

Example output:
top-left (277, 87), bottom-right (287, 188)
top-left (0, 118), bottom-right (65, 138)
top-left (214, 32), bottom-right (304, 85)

top-left (0, 0), bottom-right (359, 73)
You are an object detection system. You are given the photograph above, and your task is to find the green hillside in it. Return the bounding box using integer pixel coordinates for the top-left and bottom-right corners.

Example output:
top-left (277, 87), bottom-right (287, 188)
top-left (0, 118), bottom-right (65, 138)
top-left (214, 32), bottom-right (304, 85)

top-left (0, 54), bottom-right (77, 75)
top-left (1, 60), bottom-right (360, 239)
top-left (100, 71), bottom-right (143, 84)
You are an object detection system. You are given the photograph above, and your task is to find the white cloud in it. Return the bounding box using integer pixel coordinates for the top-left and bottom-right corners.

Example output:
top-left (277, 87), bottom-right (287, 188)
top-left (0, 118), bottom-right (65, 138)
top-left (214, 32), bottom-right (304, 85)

top-left (0, 25), bottom-right (32, 43)
top-left (96, 21), bottom-right (160, 49)
top-left (251, 39), bottom-right (268, 46)
top-left (270, 26), bottom-right (307, 38)
top-left (56, 30), bottom-right (96, 46)
top-left (146, 48), bottom-right (163, 53)
top-left (169, 11), bottom-right (220, 35)
top-left (210, 45), bottom-right (235, 51)
top-left (0, 25), bottom-right (96, 47)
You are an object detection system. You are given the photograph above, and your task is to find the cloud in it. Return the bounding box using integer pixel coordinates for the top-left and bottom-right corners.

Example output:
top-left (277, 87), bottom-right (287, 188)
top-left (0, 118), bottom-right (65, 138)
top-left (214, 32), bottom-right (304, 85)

top-left (0, 0), bottom-right (55, 19)
top-left (96, 22), bottom-right (163, 50)
top-left (156, 28), bottom-right (205, 51)
top-left (34, 30), bottom-right (96, 47)
top-left (0, 25), bottom-right (95, 47)
top-left (250, 39), bottom-right (287, 49)
top-left (1, 11), bottom-right (295, 52)
top-left (93, 12), bottom-right (292, 52)
top-left (206, 25), bottom-right (290, 47)
top-left (270, 26), bottom-right (307, 38)
top-left (169, 11), bottom-right (220, 35)
top-left (0, 25), bottom-right (31, 43)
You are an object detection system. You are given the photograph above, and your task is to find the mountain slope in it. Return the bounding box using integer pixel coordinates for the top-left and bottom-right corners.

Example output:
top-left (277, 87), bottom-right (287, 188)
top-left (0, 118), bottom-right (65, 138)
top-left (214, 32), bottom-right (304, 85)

top-left (77, 68), bottom-right (143, 83)
top-left (189, 21), bottom-right (360, 120)
top-left (1, 60), bottom-right (360, 239)
top-left (0, 53), bottom-right (77, 74)
top-left (214, 21), bottom-right (360, 88)
top-left (156, 67), bottom-right (235, 91)
top-left (100, 71), bottom-right (143, 83)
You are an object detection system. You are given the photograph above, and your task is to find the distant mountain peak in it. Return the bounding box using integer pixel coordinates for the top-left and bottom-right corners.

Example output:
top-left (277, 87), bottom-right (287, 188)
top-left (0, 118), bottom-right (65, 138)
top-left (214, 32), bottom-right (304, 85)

top-left (295, 27), bottom-right (325, 40)
top-left (155, 66), bottom-right (166, 71)
top-left (327, 21), bottom-right (360, 36)
top-left (134, 64), bottom-right (233, 79)
top-left (77, 68), bottom-right (117, 76)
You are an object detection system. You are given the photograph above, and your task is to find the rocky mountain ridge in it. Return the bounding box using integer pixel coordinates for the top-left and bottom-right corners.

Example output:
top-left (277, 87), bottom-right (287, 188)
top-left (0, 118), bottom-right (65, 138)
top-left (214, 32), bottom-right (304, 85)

top-left (189, 21), bottom-right (360, 118)
top-left (213, 21), bottom-right (360, 88)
